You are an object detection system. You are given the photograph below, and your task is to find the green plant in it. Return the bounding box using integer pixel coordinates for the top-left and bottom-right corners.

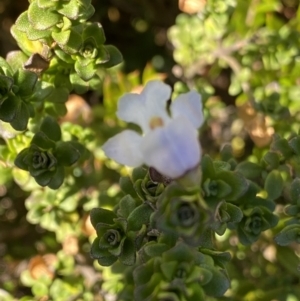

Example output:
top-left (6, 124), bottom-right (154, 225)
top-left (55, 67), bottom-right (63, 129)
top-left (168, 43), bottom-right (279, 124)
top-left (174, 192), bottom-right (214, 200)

top-left (1, 1), bottom-right (300, 300)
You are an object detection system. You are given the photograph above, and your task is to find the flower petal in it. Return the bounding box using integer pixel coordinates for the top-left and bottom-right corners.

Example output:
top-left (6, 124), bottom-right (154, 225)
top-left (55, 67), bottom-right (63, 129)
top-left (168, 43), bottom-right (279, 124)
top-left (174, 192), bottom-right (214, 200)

top-left (142, 80), bottom-right (171, 108)
top-left (171, 90), bottom-right (204, 129)
top-left (117, 93), bottom-right (146, 126)
top-left (102, 130), bottom-right (144, 167)
top-left (143, 80), bottom-right (171, 131)
top-left (117, 80), bottom-right (171, 133)
top-left (141, 117), bottom-right (201, 178)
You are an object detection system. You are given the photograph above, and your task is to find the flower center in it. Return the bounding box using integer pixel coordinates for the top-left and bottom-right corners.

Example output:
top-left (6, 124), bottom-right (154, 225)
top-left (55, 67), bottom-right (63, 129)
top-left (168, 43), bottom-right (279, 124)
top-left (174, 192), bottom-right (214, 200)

top-left (149, 117), bottom-right (164, 129)
top-left (203, 179), bottom-right (218, 197)
top-left (175, 268), bottom-right (187, 279)
top-left (80, 43), bottom-right (98, 59)
top-left (245, 215), bottom-right (262, 235)
top-left (108, 233), bottom-right (116, 243)
top-left (105, 229), bottom-right (121, 246)
top-left (177, 203), bottom-right (195, 227)
top-left (32, 151), bottom-right (57, 170)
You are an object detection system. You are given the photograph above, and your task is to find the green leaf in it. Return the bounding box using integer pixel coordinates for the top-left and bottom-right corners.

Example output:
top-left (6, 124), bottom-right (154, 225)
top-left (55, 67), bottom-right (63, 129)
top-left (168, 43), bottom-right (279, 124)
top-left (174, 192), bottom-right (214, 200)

top-left (276, 246), bottom-right (300, 277)
top-left (90, 208), bottom-right (116, 227)
top-left (58, 0), bottom-right (80, 19)
top-left (119, 238), bottom-right (136, 265)
top-left (102, 45), bottom-right (123, 68)
top-left (202, 267), bottom-right (230, 297)
top-left (6, 51), bottom-right (28, 74)
top-left (118, 195), bottom-right (136, 218)
top-left (262, 151), bottom-right (280, 169)
top-left (109, 236), bottom-right (126, 257)
top-left (31, 132), bottom-right (56, 149)
top-left (14, 148), bottom-right (30, 170)
top-left (97, 255), bottom-right (117, 266)
top-left (119, 176), bottom-right (138, 197)
top-left (226, 203), bottom-right (243, 224)
top-left (189, 284), bottom-right (207, 301)
top-left (15, 69), bottom-right (37, 96)
top-left (28, 2), bottom-right (60, 30)
top-left (135, 224), bottom-right (147, 249)
top-left (0, 75), bottom-right (13, 103)
top-left (284, 205), bottom-right (299, 216)
top-left (94, 49), bottom-right (110, 65)
top-left (45, 102), bottom-right (67, 116)
top-left (47, 166), bottom-right (65, 189)
top-left (214, 161), bottom-right (231, 172)
top-left (70, 72), bottom-right (89, 94)
top-left (90, 237), bottom-right (103, 259)
top-left (215, 180), bottom-right (232, 199)
top-left (275, 224), bottom-right (300, 246)
top-left (114, 217), bottom-right (128, 233)
top-left (34, 170), bottom-right (53, 186)
top-left (271, 137), bottom-right (293, 159)
top-left (60, 16), bottom-right (72, 31)
top-left (0, 95), bottom-right (19, 122)
top-left (229, 0), bottom-right (250, 34)
top-left (80, 3), bottom-right (95, 20)
top-left (37, 0), bottom-right (56, 9)
top-left (200, 249), bottom-right (231, 268)
top-left (40, 116), bottom-right (61, 142)
top-left (52, 30), bottom-right (71, 46)
top-left (235, 161), bottom-right (262, 179)
top-left (133, 261), bottom-right (153, 286)
top-left (127, 203), bottom-right (153, 231)
top-left (32, 282), bottom-right (48, 297)
top-left (289, 136), bottom-right (300, 156)
top-left (14, 11), bottom-right (31, 33)
top-left (132, 166), bottom-right (148, 182)
top-left (188, 267), bottom-right (213, 285)
top-left (29, 81), bottom-right (54, 102)
top-left (83, 23), bottom-right (106, 46)
top-left (201, 155), bottom-right (216, 179)
top-left (163, 242), bottom-right (194, 262)
top-left (264, 170), bottom-right (284, 201)
top-left (58, 29), bottom-right (82, 54)
top-left (54, 141), bottom-right (80, 166)
top-left (46, 87), bottom-right (69, 103)
top-left (26, 25), bottom-right (51, 40)
top-left (23, 152), bottom-right (37, 170)
top-left (217, 171), bottom-right (248, 201)
top-left (220, 144), bottom-right (233, 161)
top-left (157, 291), bottom-right (181, 301)
top-left (160, 261), bottom-right (177, 281)
top-left (0, 57), bottom-right (12, 75)
top-left (10, 25), bottom-right (42, 57)
top-left (290, 178), bottom-right (300, 203)
top-left (68, 141), bottom-right (87, 158)
top-left (54, 49), bottom-right (74, 64)
top-left (134, 182), bottom-right (147, 204)
top-left (10, 101), bottom-right (30, 131)
top-left (74, 60), bottom-right (96, 81)
top-left (143, 242), bottom-right (170, 258)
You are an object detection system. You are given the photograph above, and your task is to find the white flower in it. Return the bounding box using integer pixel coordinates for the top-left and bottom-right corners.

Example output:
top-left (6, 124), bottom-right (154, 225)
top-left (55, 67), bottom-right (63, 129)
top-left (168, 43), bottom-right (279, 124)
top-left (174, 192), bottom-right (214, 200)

top-left (102, 80), bottom-right (204, 179)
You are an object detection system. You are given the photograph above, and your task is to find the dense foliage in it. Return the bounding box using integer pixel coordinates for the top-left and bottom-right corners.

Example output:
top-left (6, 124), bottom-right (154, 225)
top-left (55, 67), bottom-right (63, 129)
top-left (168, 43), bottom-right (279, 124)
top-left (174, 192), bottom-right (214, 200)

top-left (1, 0), bottom-right (300, 301)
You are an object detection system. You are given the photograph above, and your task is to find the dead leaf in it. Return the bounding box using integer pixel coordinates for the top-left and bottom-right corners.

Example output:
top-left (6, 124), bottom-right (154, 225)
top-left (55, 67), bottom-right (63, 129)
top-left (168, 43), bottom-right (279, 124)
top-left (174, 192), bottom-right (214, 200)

top-left (28, 254), bottom-right (57, 280)
top-left (179, 0), bottom-right (206, 14)
top-left (62, 236), bottom-right (79, 256)
top-left (81, 214), bottom-right (96, 237)
top-left (61, 94), bottom-right (92, 124)
top-left (238, 102), bottom-right (274, 147)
